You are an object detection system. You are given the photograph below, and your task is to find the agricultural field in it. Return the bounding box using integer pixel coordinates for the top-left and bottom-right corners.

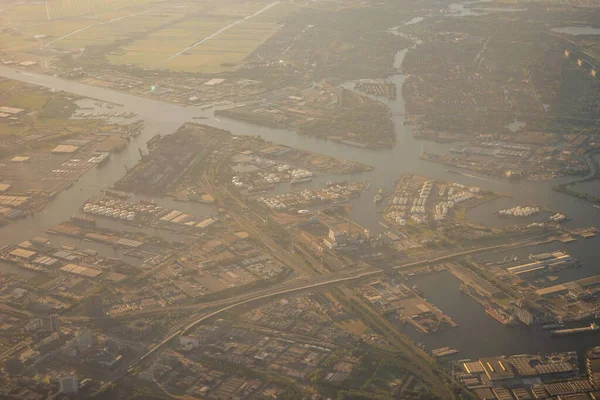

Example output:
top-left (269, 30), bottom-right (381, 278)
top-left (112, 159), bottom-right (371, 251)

top-left (0, 32), bottom-right (40, 53)
top-left (46, 0), bottom-right (165, 19)
top-left (0, 3), bottom-right (48, 27)
top-left (42, 10), bottom-right (184, 50)
top-left (106, 17), bottom-right (237, 68)
top-left (108, 0), bottom-right (295, 73)
top-left (0, 0), bottom-right (296, 74)
top-left (0, 0), bottom-right (173, 52)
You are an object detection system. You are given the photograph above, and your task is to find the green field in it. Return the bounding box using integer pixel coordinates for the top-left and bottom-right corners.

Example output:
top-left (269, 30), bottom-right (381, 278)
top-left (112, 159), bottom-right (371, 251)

top-left (47, 11), bottom-right (183, 50)
top-left (47, 0), bottom-right (165, 19)
top-left (108, 1), bottom-right (294, 73)
top-left (0, 0), bottom-right (295, 74)
top-left (0, 3), bottom-right (48, 27)
top-left (163, 20), bottom-right (280, 73)
top-left (106, 17), bottom-right (237, 68)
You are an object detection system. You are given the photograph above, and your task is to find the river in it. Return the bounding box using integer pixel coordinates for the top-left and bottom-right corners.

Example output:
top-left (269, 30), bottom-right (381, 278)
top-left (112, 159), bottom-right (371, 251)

top-left (1, 45), bottom-right (599, 361)
top-left (551, 26), bottom-right (600, 36)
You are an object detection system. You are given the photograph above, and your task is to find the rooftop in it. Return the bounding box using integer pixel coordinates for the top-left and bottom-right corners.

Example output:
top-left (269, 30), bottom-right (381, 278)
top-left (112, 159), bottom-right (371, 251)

top-left (51, 145), bottom-right (79, 154)
top-left (60, 263), bottom-right (102, 278)
top-left (480, 357), bottom-right (515, 381)
top-left (9, 248), bottom-right (37, 259)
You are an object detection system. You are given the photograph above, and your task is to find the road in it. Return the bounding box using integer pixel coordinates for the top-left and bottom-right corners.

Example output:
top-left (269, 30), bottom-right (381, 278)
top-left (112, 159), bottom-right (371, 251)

top-left (60, 231), bottom-right (555, 323)
top-left (154, 1), bottom-right (280, 66)
top-left (0, 63), bottom-right (566, 398)
top-left (122, 232), bottom-right (554, 367)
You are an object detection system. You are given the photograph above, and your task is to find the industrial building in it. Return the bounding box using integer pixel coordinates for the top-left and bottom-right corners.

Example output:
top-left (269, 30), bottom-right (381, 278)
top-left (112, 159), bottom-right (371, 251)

top-left (457, 352), bottom-right (579, 389)
top-left (535, 274), bottom-right (600, 299)
top-left (76, 330), bottom-right (93, 352)
top-left (84, 296), bottom-right (104, 318)
top-left (587, 347), bottom-right (600, 388)
top-left (59, 376), bottom-right (78, 394)
top-left (51, 145), bottom-right (80, 154)
top-left (507, 252), bottom-right (575, 276)
top-left (450, 264), bottom-right (503, 298)
top-left (8, 248), bottom-right (37, 261)
top-left (59, 263), bottom-right (103, 279)
top-left (50, 314), bottom-right (60, 334)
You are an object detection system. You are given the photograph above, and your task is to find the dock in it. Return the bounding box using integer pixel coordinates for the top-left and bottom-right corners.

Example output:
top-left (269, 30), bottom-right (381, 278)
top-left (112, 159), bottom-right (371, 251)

top-left (432, 347), bottom-right (459, 358)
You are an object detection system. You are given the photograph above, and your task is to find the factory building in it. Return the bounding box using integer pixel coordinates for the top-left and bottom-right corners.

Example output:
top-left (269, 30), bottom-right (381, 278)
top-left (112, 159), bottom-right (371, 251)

top-left (587, 347), bottom-right (600, 388)
top-left (59, 376), bottom-right (78, 394)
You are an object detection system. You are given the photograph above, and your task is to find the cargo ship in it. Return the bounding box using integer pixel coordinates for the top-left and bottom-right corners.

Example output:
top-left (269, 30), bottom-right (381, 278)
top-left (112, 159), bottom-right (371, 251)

top-left (326, 180), bottom-right (347, 187)
top-left (70, 215), bottom-right (96, 226)
top-left (485, 307), bottom-right (516, 325)
top-left (374, 188), bottom-right (384, 204)
top-left (551, 322), bottom-right (600, 337)
top-left (291, 177), bottom-right (312, 185)
top-left (542, 323), bottom-right (565, 330)
top-left (103, 190), bottom-right (129, 199)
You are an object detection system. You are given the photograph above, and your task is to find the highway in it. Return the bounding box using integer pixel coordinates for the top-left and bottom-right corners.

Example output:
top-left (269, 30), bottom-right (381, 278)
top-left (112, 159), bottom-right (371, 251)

top-left (125, 231), bottom-right (554, 368)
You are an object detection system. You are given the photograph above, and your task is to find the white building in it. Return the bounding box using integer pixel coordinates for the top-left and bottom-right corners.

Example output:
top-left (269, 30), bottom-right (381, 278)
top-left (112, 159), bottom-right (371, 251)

top-left (180, 336), bottom-right (199, 352)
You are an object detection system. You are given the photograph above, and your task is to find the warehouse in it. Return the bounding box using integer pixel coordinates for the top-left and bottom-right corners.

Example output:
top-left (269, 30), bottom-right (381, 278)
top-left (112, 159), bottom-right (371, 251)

top-left (60, 264), bottom-right (103, 279)
top-left (8, 248), bottom-right (37, 260)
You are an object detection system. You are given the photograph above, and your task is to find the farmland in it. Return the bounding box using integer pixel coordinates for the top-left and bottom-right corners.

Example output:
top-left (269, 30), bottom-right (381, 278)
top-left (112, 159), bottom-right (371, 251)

top-left (0, 0), bottom-right (294, 74)
top-left (43, 11), bottom-right (184, 51)
top-left (108, 1), bottom-right (294, 73)
top-left (46, 0), bottom-right (165, 19)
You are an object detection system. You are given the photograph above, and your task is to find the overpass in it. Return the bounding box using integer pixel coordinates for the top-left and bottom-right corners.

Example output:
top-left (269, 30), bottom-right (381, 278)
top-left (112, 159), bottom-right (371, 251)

top-left (131, 234), bottom-right (554, 367)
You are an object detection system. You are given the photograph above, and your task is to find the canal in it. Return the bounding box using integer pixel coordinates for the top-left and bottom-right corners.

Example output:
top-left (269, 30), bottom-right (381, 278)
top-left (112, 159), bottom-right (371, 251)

top-left (1, 39), bottom-right (599, 361)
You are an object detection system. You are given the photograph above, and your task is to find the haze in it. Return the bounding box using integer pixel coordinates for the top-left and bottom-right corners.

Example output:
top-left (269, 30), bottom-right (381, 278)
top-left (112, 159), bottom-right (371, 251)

top-left (0, 0), bottom-right (599, 399)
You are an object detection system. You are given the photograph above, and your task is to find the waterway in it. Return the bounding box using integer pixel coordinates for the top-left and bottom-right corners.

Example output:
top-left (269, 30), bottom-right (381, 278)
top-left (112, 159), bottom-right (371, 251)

top-left (405, 270), bottom-right (600, 364)
top-left (1, 39), bottom-right (599, 361)
top-left (404, 17), bottom-right (424, 26)
top-left (551, 26), bottom-right (600, 36)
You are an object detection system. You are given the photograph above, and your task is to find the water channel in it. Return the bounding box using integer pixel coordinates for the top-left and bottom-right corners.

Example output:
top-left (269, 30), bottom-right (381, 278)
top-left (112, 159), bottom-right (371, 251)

top-left (1, 25), bottom-right (599, 361)
top-left (551, 26), bottom-right (600, 36)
